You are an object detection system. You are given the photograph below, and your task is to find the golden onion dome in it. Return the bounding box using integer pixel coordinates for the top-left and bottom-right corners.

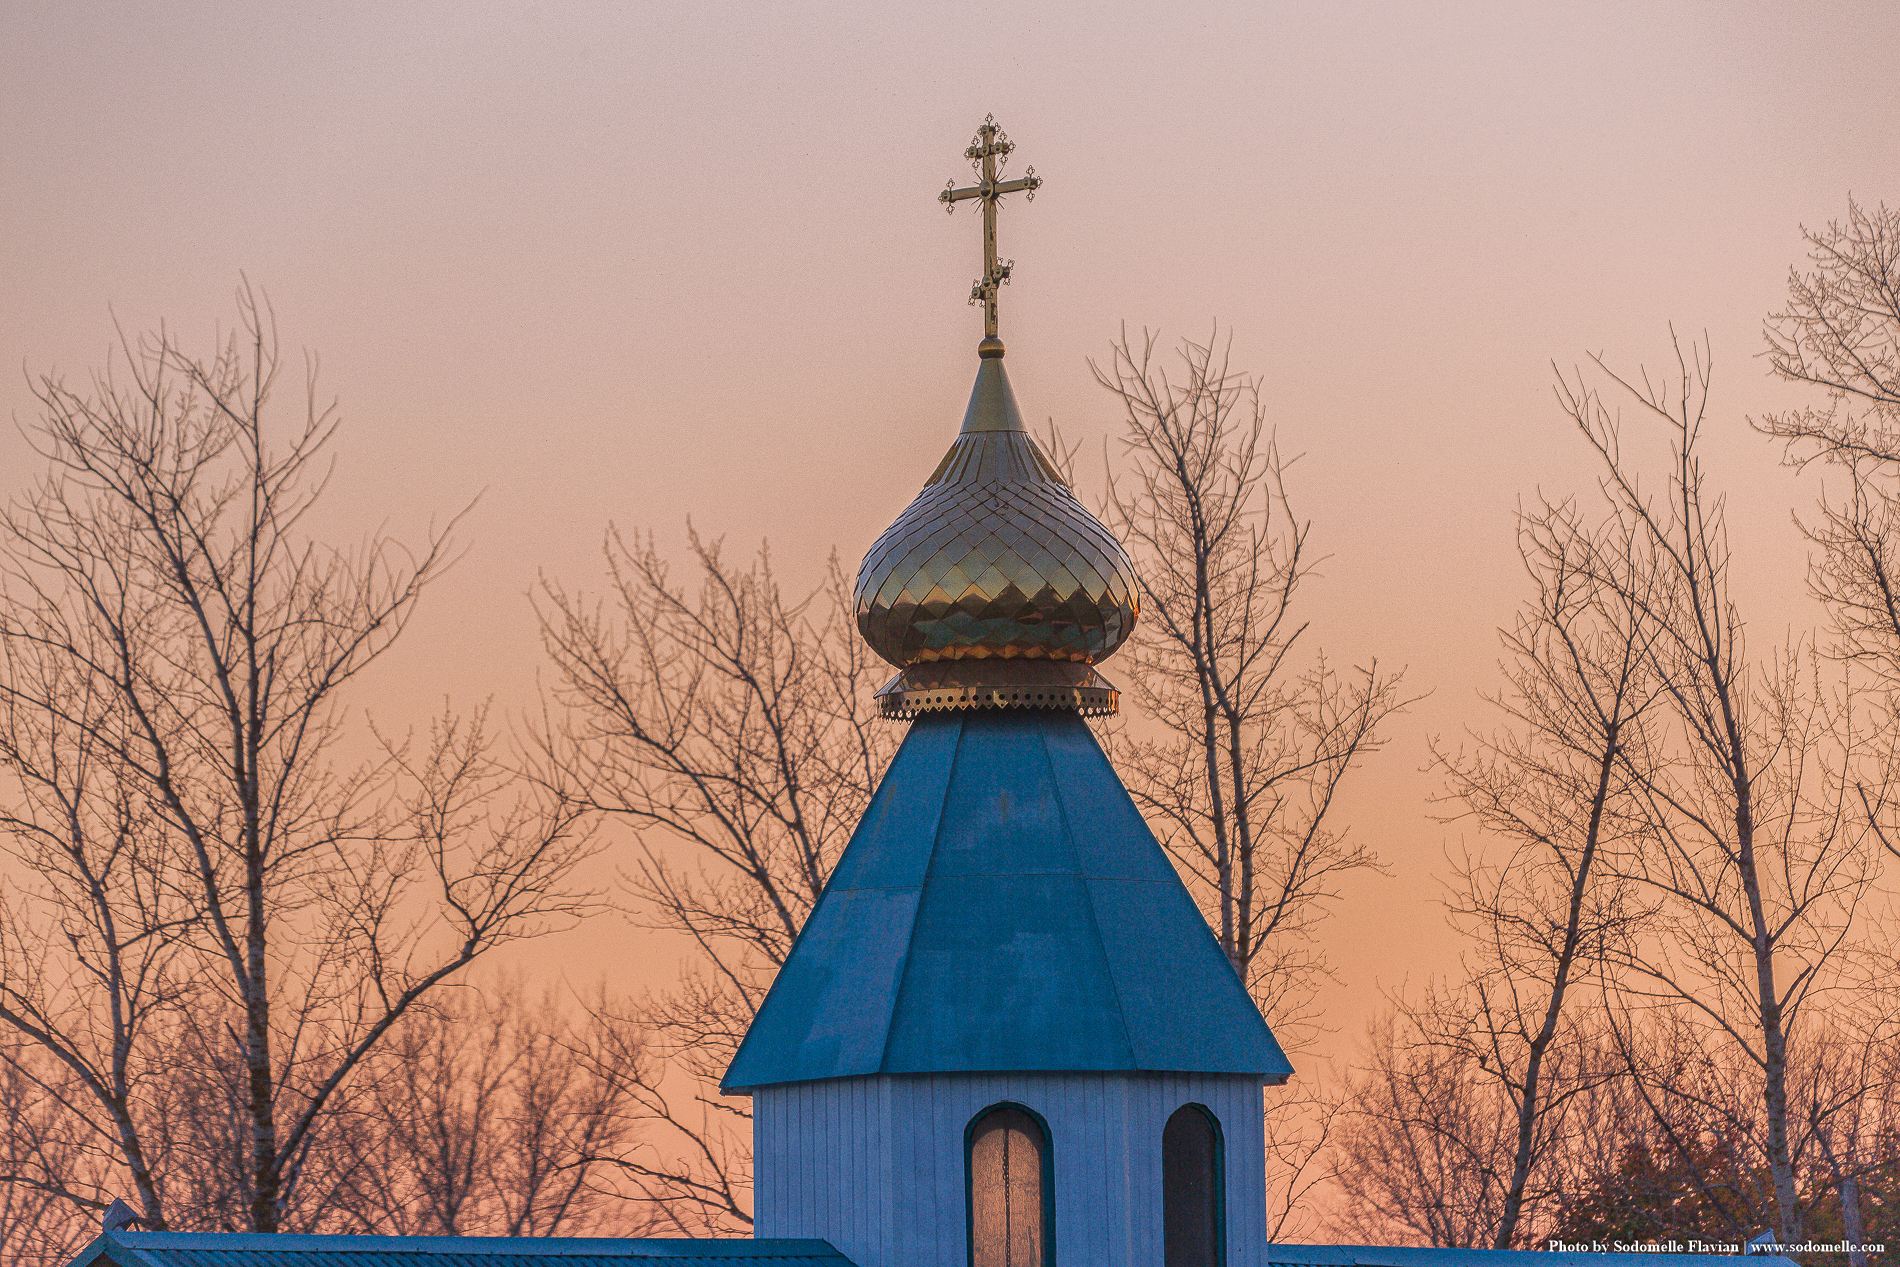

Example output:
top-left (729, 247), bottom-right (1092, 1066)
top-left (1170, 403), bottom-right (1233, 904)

top-left (855, 339), bottom-right (1139, 717)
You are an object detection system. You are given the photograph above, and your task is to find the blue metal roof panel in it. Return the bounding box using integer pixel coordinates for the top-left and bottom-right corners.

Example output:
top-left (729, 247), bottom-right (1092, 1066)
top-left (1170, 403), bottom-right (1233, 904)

top-left (1038, 713), bottom-right (1177, 882)
top-left (822, 716), bottom-right (958, 891)
top-left (723, 709), bottom-right (1289, 1091)
top-left (1265, 1247), bottom-right (1799, 1267)
top-left (723, 885), bottom-right (921, 1083)
top-left (922, 713), bottom-right (1078, 877)
top-left (883, 872), bottom-right (1136, 1071)
top-left (69, 1233), bottom-right (857, 1267)
top-left (1089, 876), bottom-right (1293, 1080)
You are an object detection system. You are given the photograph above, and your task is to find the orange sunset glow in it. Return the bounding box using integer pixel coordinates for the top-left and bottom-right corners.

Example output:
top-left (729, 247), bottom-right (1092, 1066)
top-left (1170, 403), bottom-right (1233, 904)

top-left (4, 0), bottom-right (1899, 1253)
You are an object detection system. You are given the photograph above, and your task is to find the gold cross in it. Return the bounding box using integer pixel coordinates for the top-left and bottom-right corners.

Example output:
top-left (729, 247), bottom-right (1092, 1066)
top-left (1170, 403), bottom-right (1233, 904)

top-left (940, 115), bottom-right (1042, 341)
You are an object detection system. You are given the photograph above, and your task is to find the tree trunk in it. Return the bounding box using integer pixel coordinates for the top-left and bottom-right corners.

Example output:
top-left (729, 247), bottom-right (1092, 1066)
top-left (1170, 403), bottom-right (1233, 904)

top-left (1733, 745), bottom-right (1798, 1241)
top-left (1225, 710), bottom-right (1255, 972)
top-left (248, 844), bottom-right (280, 1232)
top-left (1842, 1174), bottom-right (1866, 1267)
top-left (1493, 721), bottom-right (1619, 1248)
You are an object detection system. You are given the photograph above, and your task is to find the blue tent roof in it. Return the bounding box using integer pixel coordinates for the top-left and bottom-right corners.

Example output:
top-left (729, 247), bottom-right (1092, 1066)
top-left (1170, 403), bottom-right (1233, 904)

top-left (723, 709), bottom-right (1292, 1091)
top-left (68, 1233), bottom-right (857, 1267)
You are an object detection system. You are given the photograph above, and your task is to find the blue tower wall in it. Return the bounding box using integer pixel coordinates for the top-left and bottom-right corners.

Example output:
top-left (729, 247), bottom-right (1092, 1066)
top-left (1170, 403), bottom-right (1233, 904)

top-left (753, 1071), bottom-right (1270, 1267)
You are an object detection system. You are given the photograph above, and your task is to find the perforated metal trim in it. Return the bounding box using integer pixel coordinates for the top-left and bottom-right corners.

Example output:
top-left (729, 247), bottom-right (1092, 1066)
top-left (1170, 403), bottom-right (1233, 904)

top-left (873, 663), bottom-right (1119, 719)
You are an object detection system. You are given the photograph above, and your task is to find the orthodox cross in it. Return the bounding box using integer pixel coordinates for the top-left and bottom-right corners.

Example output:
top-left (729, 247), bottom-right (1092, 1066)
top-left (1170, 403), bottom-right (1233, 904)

top-left (940, 115), bottom-right (1042, 340)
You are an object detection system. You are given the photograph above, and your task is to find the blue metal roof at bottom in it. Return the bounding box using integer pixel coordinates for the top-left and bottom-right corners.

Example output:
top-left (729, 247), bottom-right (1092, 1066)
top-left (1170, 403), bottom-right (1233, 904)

top-left (1265, 1246), bottom-right (1799, 1267)
top-left (69, 1232), bottom-right (857, 1267)
top-left (722, 708), bottom-right (1292, 1092)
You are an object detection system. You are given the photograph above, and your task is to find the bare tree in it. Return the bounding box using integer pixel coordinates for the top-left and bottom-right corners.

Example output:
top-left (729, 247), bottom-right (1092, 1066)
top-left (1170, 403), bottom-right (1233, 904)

top-left (1563, 1002), bottom-right (1900, 1251)
top-left (1759, 196), bottom-right (1900, 477)
top-left (0, 285), bottom-right (594, 1233)
top-left (1333, 329), bottom-right (1897, 1252)
top-left (1328, 1008), bottom-right (1518, 1248)
top-left (1552, 1013), bottom-right (1771, 1246)
top-left (1754, 202), bottom-right (1900, 1254)
top-left (567, 987), bottom-right (764, 1237)
top-left (1798, 1014), bottom-right (1899, 1267)
top-left (1085, 326), bottom-right (1406, 1238)
top-left (536, 530), bottom-right (895, 1229)
top-left (0, 639), bottom-right (188, 1230)
top-left (1331, 1009), bottom-right (1785, 1251)
top-left (1092, 324), bottom-right (1408, 1044)
top-left (0, 1039), bottom-right (100, 1265)
top-left (1756, 197), bottom-right (1900, 869)
top-left (1559, 330), bottom-right (1887, 1242)
top-left (1427, 499), bottom-right (1660, 1247)
top-left (313, 982), bottom-right (650, 1237)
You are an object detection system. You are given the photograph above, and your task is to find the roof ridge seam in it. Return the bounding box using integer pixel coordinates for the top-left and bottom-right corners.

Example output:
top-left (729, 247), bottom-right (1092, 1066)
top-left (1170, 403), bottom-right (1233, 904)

top-left (877, 714), bottom-right (962, 1075)
top-left (114, 1234), bottom-right (173, 1267)
top-left (1038, 715), bottom-right (1141, 1071)
top-left (718, 748), bottom-right (930, 1089)
top-left (1068, 721), bottom-right (1289, 1072)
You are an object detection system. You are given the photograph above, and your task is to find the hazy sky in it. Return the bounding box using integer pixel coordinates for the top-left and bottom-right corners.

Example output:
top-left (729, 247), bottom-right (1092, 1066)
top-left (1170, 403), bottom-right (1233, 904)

top-left (5, 0), bottom-right (1898, 1068)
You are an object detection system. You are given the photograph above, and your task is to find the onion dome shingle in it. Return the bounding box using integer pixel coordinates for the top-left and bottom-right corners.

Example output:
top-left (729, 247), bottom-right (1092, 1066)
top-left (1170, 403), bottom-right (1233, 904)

top-left (853, 341), bottom-right (1139, 717)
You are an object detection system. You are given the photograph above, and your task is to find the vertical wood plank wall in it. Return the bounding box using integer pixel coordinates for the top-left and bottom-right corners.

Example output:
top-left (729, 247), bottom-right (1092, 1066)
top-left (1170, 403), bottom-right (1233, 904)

top-left (754, 1072), bottom-right (1269, 1267)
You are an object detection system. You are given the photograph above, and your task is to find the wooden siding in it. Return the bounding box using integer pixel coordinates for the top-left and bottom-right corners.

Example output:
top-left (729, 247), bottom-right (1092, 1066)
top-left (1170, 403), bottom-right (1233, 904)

top-left (754, 1072), bottom-right (1269, 1267)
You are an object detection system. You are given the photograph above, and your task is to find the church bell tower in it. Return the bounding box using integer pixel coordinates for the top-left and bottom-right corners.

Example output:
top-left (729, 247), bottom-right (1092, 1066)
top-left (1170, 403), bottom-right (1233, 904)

top-left (722, 117), bottom-right (1292, 1267)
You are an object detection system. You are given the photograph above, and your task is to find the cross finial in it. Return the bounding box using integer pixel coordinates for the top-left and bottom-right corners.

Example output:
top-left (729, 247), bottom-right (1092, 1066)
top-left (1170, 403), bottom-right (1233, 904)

top-left (939, 114), bottom-right (1042, 347)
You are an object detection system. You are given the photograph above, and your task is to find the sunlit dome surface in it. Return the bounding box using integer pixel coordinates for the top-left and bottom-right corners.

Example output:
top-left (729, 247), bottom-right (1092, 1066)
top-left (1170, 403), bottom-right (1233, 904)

top-left (853, 348), bottom-right (1139, 671)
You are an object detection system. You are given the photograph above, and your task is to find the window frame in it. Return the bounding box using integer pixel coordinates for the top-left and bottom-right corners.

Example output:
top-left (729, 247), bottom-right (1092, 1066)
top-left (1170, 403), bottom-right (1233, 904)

top-left (1162, 1101), bottom-right (1227, 1267)
top-left (963, 1101), bottom-right (1056, 1267)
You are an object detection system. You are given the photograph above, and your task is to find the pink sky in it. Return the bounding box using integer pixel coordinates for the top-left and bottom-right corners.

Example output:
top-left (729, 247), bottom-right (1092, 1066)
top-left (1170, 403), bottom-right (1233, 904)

top-left (4, 0), bottom-right (1898, 1070)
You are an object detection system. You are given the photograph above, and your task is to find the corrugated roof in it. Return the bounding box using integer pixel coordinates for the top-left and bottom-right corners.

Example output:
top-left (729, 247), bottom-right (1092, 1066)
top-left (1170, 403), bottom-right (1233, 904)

top-left (68, 1233), bottom-right (856, 1267)
top-left (1266, 1245), bottom-right (1799, 1267)
top-left (722, 709), bottom-right (1293, 1091)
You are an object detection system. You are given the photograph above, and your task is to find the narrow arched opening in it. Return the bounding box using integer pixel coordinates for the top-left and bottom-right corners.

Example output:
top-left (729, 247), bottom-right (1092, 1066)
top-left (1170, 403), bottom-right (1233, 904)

top-left (1163, 1103), bottom-right (1225, 1267)
top-left (966, 1103), bottom-right (1052, 1267)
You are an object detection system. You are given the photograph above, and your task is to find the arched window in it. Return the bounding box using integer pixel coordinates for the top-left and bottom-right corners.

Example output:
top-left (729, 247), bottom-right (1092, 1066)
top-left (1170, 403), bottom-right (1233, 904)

top-left (1163, 1103), bottom-right (1224, 1267)
top-left (967, 1103), bottom-right (1051, 1267)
